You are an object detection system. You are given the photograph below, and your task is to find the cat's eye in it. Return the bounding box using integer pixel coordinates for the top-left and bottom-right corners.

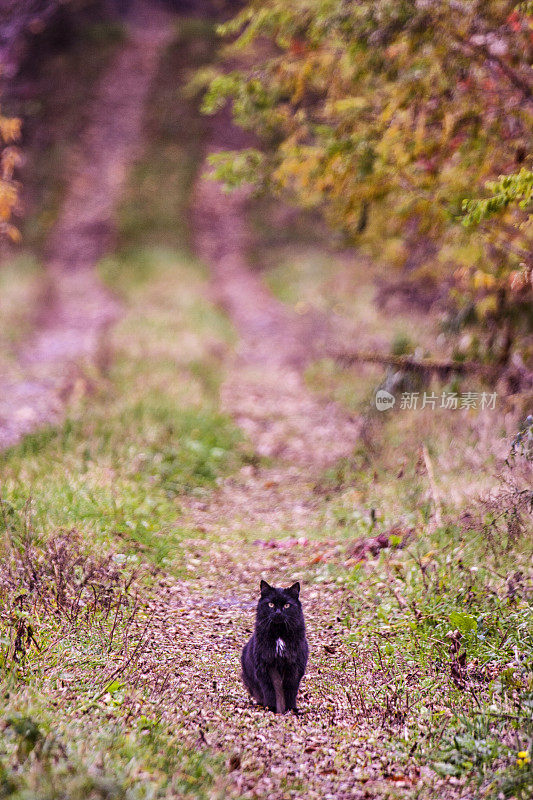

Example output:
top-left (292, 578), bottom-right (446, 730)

top-left (268, 602), bottom-right (275, 607)
top-left (284, 603), bottom-right (290, 609)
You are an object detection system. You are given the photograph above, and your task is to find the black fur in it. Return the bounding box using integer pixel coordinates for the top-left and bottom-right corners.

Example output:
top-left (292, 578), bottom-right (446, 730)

top-left (241, 580), bottom-right (309, 714)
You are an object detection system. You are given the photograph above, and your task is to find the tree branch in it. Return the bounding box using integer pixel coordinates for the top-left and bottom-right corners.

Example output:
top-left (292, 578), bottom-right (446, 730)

top-left (328, 349), bottom-right (497, 380)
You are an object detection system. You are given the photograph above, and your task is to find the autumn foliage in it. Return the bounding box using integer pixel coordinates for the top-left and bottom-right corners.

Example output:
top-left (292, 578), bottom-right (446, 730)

top-left (201, 0), bottom-right (533, 368)
top-left (0, 110), bottom-right (21, 242)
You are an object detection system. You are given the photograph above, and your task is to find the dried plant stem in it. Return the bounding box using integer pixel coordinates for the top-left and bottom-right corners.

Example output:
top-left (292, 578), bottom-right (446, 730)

top-left (78, 610), bottom-right (154, 714)
top-left (422, 444), bottom-right (443, 528)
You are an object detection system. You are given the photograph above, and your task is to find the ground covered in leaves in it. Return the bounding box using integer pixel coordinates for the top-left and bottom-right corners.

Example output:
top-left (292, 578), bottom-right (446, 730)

top-left (0, 6), bottom-right (532, 800)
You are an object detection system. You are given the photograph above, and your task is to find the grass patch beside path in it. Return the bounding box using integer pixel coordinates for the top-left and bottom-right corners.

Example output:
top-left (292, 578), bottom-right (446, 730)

top-left (0, 526), bottom-right (229, 799)
top-left (0, 711), bottom-right (226, 800)
top-left (335, 508), bottom-right (533, 799)
top-left (0, 255), bottom-right (42, 353)
top-left (1, 248), bottom-right (241, 570)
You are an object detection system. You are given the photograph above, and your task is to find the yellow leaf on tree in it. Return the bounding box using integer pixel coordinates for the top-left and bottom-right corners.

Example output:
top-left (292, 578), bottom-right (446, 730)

top-left (475, 295), bottom-right (498, 318)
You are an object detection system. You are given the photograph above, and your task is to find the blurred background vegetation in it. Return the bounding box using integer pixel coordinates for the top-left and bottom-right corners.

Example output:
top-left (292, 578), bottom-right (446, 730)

top-left (201, 0), bottom-right (532, 377)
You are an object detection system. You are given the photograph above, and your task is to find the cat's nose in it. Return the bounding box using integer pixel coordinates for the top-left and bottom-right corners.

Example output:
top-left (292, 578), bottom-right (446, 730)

top-left (275, 608), bottom-right (281, 614)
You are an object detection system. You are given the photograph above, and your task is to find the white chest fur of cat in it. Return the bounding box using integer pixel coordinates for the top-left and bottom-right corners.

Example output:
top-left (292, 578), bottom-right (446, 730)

top-left (275, 638), bottom-right (286, 656)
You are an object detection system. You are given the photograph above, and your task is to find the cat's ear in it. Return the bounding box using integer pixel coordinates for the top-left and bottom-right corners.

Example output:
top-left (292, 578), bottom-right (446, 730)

top-left (260, 579), bottom-right (272, 595)
top-left (287, 581), bottom-right (300, 599)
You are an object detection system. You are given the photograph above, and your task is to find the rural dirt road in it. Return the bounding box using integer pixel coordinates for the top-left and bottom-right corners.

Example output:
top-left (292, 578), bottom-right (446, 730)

top-left (0, 0), bottom-right (171, 449)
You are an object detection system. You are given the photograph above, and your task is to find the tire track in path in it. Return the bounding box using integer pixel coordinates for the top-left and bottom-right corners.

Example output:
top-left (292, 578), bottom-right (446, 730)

top-left (0, 0), bottom-right (172, 450)
top-left (195, 162), bottom-right (361, 470)
top-left (188, 114), bottom-right (361, 536)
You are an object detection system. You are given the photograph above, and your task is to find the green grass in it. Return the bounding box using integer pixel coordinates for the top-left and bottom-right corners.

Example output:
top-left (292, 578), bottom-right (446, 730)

top-left (1, 18), bottom-right (240, 571)
top-left (0, 709), bottom-right (228, 800)
top-left (308, 448), bottom-right (532, 799)
top-left (1, 248), bottom-right (242, 570)
top-left (0, 255), bottom-right (41, 352)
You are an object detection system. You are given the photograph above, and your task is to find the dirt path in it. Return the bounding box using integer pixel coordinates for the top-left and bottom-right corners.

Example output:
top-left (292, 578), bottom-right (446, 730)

top-left (0, 0), bottom-right (172, 450)
top-left (186, 112), bottom-right (361, 538)
top-left (135, 566), bottom-right (401, 800)
top-left (195, 152), bottom-right (360, 469)
top-left (123, 117), bottom-right (391, 800)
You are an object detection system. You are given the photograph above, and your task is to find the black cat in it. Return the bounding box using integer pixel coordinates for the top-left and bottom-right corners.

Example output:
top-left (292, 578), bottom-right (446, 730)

top-left (241, 580), bottom-right (308, 714)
